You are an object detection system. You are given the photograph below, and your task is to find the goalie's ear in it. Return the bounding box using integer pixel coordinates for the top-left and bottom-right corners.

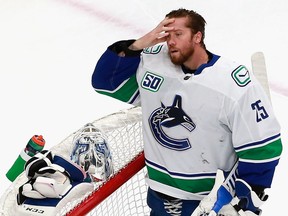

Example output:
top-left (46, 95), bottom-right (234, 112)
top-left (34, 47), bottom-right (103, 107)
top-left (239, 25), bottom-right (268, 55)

top-left (24, 150), bottom-right (53, 178)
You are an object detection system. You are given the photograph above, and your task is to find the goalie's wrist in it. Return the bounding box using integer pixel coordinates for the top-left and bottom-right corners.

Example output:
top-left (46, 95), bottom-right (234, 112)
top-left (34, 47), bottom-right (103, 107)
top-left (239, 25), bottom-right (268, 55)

top-left (109, 40), bottom-right (142, 57)
top-left (234, 179), bottom-right (268, 214)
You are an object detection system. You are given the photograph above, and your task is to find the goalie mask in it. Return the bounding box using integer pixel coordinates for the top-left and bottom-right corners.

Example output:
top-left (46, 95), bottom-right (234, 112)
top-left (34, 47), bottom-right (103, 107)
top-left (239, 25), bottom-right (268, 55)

top-left (70, 123), bottom-right (114, 181)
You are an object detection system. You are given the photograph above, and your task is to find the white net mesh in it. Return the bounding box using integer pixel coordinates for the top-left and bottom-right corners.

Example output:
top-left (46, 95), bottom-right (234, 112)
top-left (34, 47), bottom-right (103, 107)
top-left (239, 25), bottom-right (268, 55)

top-left (0, 106), bottom-right (150, 216)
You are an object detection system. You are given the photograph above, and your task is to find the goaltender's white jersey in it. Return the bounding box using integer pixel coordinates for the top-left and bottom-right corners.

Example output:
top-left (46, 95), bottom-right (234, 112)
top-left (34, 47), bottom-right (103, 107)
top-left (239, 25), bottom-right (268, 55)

top-left (134, 43), bottom-right (280, 199)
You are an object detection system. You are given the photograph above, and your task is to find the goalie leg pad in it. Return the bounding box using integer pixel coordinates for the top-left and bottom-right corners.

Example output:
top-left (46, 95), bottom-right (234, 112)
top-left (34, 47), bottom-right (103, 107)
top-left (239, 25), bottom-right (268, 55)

top-left (191, 168), bottom-right (239, 216)
top-left (191, 169), bottom-right (226, 215)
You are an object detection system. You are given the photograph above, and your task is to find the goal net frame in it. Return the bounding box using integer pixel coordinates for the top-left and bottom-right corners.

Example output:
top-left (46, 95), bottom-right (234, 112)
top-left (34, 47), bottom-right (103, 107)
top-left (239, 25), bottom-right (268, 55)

top-left (0, 106), bottom-right (150, 216)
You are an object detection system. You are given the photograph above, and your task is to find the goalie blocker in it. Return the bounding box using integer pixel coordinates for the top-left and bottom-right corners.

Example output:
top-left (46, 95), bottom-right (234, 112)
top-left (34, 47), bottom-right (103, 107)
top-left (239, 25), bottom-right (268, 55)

top-left (16, 150), bottom-right (94, 216)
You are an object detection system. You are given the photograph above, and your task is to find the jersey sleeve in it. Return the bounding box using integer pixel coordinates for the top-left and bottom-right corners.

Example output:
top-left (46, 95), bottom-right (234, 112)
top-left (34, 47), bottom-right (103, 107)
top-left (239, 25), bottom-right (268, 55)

top-left (91, 40), bottom-right (142, 104)
top-left (227, 76), bottom-right (282, 189)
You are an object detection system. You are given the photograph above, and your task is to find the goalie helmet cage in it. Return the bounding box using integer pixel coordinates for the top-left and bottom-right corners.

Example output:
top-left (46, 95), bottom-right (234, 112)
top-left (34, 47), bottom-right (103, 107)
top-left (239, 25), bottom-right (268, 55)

top-left (0, 106), bottom-right (151, 216)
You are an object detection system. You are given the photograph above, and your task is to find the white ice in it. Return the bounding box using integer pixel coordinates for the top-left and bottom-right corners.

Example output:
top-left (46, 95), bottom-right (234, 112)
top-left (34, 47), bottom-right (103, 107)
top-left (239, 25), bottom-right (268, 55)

top-left (0, 0), bottom-right (287, 215)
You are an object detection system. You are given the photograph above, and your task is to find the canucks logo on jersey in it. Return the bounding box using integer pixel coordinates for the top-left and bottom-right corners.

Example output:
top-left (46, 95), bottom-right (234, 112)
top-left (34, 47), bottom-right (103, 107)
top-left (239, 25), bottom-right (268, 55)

top-left (231, 65), bottom-right (251, 87)
top-left (149, 95), bottom-right (196, 151)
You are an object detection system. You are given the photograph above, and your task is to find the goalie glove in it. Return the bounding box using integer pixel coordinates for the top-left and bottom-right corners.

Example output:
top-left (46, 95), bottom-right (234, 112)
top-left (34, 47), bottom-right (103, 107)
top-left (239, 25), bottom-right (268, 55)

top-left (18, 150), bottom-right (89, 204)
top-left (21, 165), bottom-right (72, 199)
top-left (232, 179), bottom-right (268, 215)
top-left (16, 151), bottom-right (94, 216)
top-left (18, 150), bottom-right (72, 202)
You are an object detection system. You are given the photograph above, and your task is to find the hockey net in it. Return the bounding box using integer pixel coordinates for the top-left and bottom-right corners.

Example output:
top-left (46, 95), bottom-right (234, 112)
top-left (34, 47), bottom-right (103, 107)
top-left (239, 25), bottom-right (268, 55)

top-left (0, 106), bottom-right (150, 216)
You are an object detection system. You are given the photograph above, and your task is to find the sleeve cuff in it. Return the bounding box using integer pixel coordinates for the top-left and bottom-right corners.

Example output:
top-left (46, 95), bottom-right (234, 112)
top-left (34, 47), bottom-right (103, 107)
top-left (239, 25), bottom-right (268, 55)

top-left (108, 39), bottom-right (142, 57)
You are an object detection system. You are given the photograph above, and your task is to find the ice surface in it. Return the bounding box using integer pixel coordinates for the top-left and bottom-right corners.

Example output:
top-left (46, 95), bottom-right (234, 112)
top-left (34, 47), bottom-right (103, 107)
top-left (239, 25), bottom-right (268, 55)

top-left (0, 1), bottom-right (287, 215)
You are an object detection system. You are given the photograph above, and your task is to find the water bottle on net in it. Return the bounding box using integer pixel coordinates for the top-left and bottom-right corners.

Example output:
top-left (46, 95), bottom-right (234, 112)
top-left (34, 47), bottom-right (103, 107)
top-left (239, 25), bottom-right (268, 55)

top-left (6, 135), bottom-right (45, 182)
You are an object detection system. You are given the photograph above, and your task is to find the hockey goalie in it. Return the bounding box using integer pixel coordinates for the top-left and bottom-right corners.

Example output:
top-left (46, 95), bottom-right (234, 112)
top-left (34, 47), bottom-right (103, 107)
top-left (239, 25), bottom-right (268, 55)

top-left (15, 123), bottom-right (114, 216)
